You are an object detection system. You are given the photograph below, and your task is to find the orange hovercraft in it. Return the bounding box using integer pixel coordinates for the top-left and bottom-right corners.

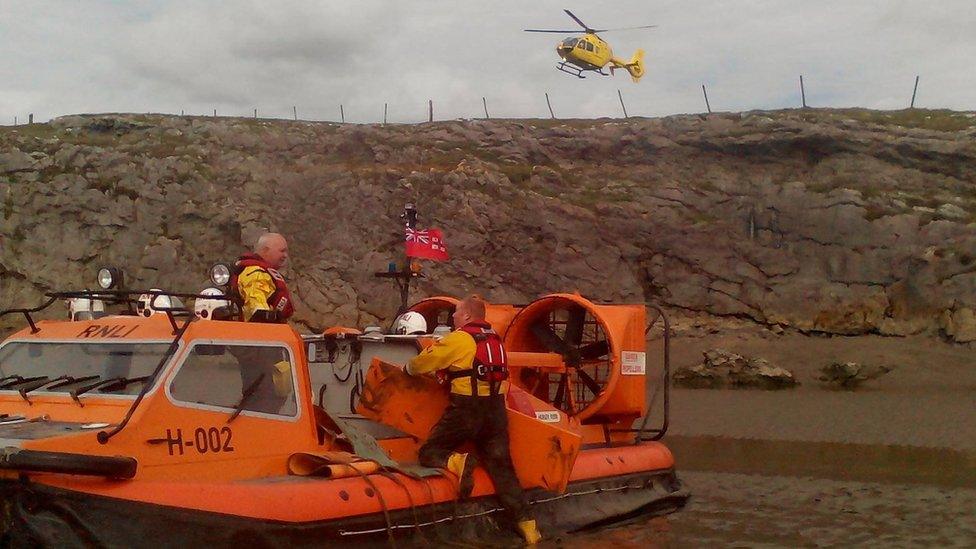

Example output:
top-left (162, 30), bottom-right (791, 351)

top-left (0, 264), bottom-right (685, 546)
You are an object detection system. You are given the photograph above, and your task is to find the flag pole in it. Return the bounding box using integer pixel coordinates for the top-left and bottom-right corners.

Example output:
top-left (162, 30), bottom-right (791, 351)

top-left (374, 202), bottom-right (420, 320)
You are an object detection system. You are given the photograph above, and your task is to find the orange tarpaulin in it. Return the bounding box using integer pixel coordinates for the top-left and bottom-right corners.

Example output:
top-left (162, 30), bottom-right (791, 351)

top-left (287, 451), bottom-right (382, 478)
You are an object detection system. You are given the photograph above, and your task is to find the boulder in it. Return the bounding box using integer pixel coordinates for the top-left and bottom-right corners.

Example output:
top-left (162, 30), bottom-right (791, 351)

top-left (0, 149), bottom-right (34, 173)
top-left (940, 306), bottom-right (976, 343)
top-left (817, 361), bottom-right (893, 389)
top-left (673, 349), bottom-right (798, 389)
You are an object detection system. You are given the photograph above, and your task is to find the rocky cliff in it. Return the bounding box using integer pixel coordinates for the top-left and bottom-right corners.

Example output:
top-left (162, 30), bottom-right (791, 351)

top-left (2, 109), bottom-right (976, 341)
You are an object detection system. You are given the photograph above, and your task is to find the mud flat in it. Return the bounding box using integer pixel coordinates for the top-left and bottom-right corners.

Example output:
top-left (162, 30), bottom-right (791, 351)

top-left (568, 472), bottom-right (976, 548)
top-left (565, 330), bottom-right (976, 547)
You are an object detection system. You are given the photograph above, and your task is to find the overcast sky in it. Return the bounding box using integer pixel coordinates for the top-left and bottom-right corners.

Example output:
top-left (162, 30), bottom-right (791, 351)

top-left (2, 1), bottom-right (974, 124)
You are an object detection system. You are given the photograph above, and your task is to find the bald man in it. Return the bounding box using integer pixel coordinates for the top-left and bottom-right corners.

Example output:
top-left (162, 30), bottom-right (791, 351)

top-left (229, 233), bottom-right (295, 414)
top-left (234, 233), bottom-right (294, 323)
top-left (405, 295), bottom-right (540, 544)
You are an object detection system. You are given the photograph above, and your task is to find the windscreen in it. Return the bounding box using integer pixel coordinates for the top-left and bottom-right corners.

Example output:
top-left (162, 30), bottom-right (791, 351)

top-left (0, 341), bottom-right (172, 396)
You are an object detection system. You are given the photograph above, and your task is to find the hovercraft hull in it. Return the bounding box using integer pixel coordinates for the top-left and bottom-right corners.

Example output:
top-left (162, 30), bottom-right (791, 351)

top-left (0, 468), bottom-right (686, 548)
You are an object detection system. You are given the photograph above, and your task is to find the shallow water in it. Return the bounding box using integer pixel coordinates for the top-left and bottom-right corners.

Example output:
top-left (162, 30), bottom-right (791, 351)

top-left (561, 436), bottom-right (976, 547)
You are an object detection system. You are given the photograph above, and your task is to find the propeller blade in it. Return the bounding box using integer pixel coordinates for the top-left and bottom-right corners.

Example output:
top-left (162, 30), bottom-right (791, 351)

top-left (565, 306), bottom-right (586, 347)
top-left (531, 323), bottom-right (572, 355)
top-left (590, 25), bottom-right (658, 33)
top-left (524, 29), bottom-right (581, 33)
top-left (576, 368), bottom-right (603, 396)
top-left (579, 340), bottom-right (609, 360)
top-left (552, 373), bottom-right (568, 409)
top-left (564, 9), bottom-right (591, 31)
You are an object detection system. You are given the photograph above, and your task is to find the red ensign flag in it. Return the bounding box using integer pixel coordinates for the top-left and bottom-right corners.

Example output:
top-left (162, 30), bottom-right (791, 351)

top-left (405, 228), bottom-right (449, 261)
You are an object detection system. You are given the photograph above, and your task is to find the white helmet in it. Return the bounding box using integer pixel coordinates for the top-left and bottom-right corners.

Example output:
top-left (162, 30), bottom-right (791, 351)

top-left (136, 289), bottom-right (182, 317)
top-left (67, 297), bottom-right (106, 321)
top-left (193, 288), bottom-right (231, 319)
top-left (393, 311), bottom-right (428, 335)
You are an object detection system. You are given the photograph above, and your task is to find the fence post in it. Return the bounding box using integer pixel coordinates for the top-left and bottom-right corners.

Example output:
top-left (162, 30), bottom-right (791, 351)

top-left (180, 110), bottom-right (184, 116)
top-left (340, 104), bottom-right (345, 123)
top-left (14, 116), bottom-right (16, 125)
top-left (428, 99), bottom-right (433, 122)
top-left (213, 108), bottom-right (217, 117)
top-left (799, 75), bottom-right (807, 108)
top-left (910, 75), bottom-right (919, 109)
top-left (702, 84), bottom-right (712, 113)
top-left (254, 108), bottom-right (257, 119)
top-left (483, 97), bottom-right (489, 119)
top-left (617, 89), bottom-right (629, 118)
top-left (28, 113), bottom-right (33, 125)
top-left (384, 103), bottom-right (388, 125)
top-left (293, 106), bottom-right (297, 121)
top-left (545, 92), bottom-right (555, 119)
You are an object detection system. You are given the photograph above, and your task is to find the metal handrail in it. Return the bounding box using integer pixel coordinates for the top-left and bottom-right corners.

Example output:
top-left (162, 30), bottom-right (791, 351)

top-left (630, 304), bottom-right (671, 443)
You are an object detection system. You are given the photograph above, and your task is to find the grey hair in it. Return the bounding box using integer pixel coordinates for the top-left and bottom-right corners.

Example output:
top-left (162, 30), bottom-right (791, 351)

top-left (254, 232), bottom-right (284, 253)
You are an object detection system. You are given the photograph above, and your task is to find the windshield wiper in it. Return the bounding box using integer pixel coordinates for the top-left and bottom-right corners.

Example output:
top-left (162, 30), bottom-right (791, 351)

top-left (96, 375), bottom-right (150, 393)
top-left (69, 375), bottom-right (151, 406)
top-left (0, 375), bottom-right (24, 386)
top-left (227, 373), bottom-right (266, 424)
top-left (0, 376), bottom-right (47, 390)
top-left (15, 375), bottom-right (100, 404)
top-left (15, 376), bottom-right (52, 403)
top-left (45, 375), bottom-right (100, 391)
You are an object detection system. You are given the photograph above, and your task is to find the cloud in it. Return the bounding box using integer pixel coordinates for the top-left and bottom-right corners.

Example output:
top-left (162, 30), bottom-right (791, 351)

top-left (1, 0), bottom-right (973, 123)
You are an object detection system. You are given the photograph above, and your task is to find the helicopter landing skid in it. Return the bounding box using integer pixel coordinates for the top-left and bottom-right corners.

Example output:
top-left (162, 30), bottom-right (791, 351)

top-left (556, 62), bottom-right (610, 79)
top-left (556, 62), bottom-right (586, 78)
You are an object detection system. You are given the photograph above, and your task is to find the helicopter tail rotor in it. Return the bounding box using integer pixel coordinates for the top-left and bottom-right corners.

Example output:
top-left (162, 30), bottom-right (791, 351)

top-left (610, 49), bottom-right (646, 83)
top-left (625, 49), bottom-right (646, 83)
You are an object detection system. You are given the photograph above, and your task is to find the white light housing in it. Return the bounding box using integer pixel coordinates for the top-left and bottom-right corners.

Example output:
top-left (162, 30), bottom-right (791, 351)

top-left (194, 287), bottom-right (231, 319)
top-left (210, 263), bottom-right (232, 286)
top-left (97, 267), bottom-right (121, 289)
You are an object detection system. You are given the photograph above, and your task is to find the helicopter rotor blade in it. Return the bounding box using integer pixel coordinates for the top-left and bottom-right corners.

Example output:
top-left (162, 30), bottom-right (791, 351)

top-left (563, 9), bottom-right (592, 32)
top-left (524, 29), bottom-right (581, 33)
top-left (590, 25), bottom-right (658, 33)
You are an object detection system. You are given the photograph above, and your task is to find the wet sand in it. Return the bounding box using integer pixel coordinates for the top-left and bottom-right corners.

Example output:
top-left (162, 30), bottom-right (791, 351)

top-left (566, 471), bottom-right (976, 548)
top-left (651, 330), bottom-right (976, 450)
top-left (568, 329), bottom-right (976, 547)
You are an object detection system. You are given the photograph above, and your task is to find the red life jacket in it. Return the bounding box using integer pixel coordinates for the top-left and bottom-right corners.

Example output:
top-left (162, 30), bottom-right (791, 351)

top-left (447, 321), bottom-right (509, 396)
top-left (230, 253), bottom-right (294, 321)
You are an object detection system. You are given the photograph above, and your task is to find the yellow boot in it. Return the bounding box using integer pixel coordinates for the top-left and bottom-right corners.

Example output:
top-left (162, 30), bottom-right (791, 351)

top-left (517, 519), bottom-right (542, 545)
top-left (446, 452), bottom-right (475, 498)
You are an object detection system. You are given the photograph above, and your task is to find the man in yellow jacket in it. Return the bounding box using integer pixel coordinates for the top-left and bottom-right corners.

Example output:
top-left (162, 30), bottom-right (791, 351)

top-left (405, 295), bottom-right (541, 544)
top-left (231, 233), bottom-right (294, 413)
top-left (235, 233), bottom-right (294, 323)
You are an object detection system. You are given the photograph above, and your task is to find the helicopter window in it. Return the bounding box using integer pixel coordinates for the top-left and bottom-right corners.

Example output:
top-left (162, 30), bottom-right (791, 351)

top-left (584, 42), bottom-right (594, 52)
top-left (561, 38), bottom-right (578, 48)
top-left (169, 343), bottom-right (298, 418)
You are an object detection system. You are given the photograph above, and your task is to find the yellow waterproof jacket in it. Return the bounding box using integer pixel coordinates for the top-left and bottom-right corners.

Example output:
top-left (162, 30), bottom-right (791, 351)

top-left (237, 266), bottom-right (276, 321)
top-left (406, 330), bottom-right (509, 397)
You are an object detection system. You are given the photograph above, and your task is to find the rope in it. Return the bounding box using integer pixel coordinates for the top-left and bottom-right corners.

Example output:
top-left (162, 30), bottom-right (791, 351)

top-left (348, 467), bottom-right (396, 548)
top-left (378, 470), bottom-right (427, 543)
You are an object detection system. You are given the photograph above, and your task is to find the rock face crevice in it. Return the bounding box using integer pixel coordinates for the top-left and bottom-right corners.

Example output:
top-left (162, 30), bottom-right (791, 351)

top-left (1, 109), bottom-right (975, 340)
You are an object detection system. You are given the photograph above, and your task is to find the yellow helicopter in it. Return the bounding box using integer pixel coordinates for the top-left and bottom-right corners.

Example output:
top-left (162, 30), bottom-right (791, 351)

top-left (525, 9), bottom-right (655, 82)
